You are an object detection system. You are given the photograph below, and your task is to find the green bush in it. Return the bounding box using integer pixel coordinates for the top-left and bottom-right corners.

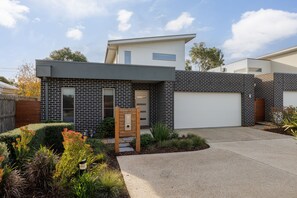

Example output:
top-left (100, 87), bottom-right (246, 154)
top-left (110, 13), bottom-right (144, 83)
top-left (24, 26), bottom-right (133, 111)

top-left (96, 170), bottom-right (124, 198)
top-left (24, 146), bottom-right (58, 193)
top-left (71, 173), bottom-right (96, 198)
top-left (0, 123), bottom-right (73, 161)
top-left (157, 134), bottom-right (207, 150)
top-left (87, 138), bottom-right (108, 155)
top-left (44, 124), bottom-right (74, 153)
top-left (95, 117), bottom-right (115, 138)
top-left (283, 110), bottom-right (297, 137)
top-left (54, 129), bottom-right (104, 185)
top-left (150, 122), bottom-right (173, 142)
top-left (131, 134), bottom-right (155, 148)
top-left (0, 142), bottom-right (9, 166)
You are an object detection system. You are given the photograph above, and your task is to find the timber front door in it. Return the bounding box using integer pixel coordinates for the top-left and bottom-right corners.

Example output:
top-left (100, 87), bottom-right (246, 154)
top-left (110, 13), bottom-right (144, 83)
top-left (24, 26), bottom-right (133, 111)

top-left (135, 90), bottom-right (149, 126)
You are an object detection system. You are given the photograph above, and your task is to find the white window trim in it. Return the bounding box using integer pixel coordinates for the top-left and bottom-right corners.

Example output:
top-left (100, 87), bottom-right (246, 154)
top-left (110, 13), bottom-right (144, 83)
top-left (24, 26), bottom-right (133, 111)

top-left (61, 87), bottom-right (75, 124)
top-left (102, 88), bottom-right (115, 120)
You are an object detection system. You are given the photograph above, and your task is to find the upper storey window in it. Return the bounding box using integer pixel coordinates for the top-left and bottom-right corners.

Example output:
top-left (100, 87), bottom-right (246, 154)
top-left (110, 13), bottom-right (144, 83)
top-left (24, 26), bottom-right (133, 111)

top-left (124, 51), bottom-right (131, 64)
top-left (152, 53), bottom-right (176, 61)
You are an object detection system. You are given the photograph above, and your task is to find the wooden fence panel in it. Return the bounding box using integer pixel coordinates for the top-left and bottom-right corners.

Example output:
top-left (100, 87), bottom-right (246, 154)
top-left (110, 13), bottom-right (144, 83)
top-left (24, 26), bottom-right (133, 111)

top-left (0, 95), bottom-right (16, 133)
top-left (15, 100), bottom-right (40, 128)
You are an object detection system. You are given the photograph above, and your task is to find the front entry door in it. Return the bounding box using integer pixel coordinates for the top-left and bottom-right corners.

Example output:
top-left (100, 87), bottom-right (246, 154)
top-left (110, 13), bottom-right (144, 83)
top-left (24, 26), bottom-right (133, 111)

top-left (135, 90), bottom-right (149, 126)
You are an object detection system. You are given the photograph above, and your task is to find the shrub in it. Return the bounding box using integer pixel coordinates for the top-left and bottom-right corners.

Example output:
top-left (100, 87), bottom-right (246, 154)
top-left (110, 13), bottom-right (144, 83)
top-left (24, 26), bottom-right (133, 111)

top-left (24, 146), bottom-right (58, 193)
top-left (87, 138), bottom-right (108, 155)
top-left (283, 110), bottom-right (297, 137)
top-left (131, 134), bottom-right (155, 148)
top-left (44, 125), bottom-right (74, 153)
top-left (96, 170), bottom-right (124, 198)
top-left (0, 142), bottom-right (9, 166)
top-left (0, 123), bottom-right (73, 161)
top-left (157, 134), bottom-right (207, 150)
top-left (12, 127), bottom-right (36, 166)
top-left (0, 166), bottom-right (27, 198)
top-left (151, 122), bottom-right (173, 142)
top-left (54, 129), bottom-right (104, 185)
top-left (95, 117), bottom-right (115, 138)
top-left (71, 173), bottom-right (96, 198)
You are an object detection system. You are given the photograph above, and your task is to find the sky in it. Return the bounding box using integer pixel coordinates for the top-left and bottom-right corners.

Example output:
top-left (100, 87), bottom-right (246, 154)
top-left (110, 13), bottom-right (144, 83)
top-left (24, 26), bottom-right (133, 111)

top-left (1, 0), bottom-right (297, 79)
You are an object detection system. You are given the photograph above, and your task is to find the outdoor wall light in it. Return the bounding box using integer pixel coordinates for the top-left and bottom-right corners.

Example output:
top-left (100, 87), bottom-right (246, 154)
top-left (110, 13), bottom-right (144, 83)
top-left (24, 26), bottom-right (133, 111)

top-left (249, 94), bottom-right (252, 98)
top-left (79, 159), bottom-right (87, 175)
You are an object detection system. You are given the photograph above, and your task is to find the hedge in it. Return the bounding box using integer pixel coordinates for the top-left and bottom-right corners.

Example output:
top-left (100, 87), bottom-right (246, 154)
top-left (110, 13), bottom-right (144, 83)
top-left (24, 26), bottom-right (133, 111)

top-left (0, 123), bottom-right (74, 159)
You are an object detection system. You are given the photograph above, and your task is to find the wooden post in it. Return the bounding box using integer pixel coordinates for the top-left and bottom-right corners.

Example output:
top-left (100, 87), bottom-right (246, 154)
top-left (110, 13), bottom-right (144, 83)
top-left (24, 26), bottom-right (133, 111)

top-left (114, 107), bottom-right (120, 153)
top-left (135, 107), bottom-right (141, 153)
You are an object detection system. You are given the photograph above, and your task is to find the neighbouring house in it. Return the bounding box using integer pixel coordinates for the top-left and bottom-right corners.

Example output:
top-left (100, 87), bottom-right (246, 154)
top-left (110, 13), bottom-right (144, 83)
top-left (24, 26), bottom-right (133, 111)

top-left (209, 45), bottom-right (297, 75)
top-left (36, 34), bottom-right (255, 131)
top-left (0, 81), bottom-right (18, 95)
top-left (255, 73), bottom-right (297, 121)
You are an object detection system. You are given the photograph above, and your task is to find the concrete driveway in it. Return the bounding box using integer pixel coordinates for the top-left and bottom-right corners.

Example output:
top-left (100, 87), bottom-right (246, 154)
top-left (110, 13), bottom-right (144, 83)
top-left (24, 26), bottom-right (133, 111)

top-left (117, 127), bottom-right (297, 198)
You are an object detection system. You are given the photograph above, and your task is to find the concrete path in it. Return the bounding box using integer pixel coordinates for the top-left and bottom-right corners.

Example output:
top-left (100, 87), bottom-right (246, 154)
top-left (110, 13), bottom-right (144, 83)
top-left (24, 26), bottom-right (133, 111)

top-left (117, 127), bottom-right (297, 198)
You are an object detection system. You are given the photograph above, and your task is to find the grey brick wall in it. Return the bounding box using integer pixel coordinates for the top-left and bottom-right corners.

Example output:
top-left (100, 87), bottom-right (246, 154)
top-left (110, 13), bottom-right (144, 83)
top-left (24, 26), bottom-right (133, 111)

top-left (41, 78), bottom-right (133, 131)
top-left (256, 73), bottom-right (297, 121)
top-left (157, 81), bottom-right (174, 129)
top-left (174, 71), bottom-right (255, 126)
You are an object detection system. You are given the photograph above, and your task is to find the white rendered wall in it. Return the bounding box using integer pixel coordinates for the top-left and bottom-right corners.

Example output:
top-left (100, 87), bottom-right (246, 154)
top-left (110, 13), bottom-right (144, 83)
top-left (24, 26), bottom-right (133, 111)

top-left (246, 59), bottom-right (271, 75)
top-left (283, 91), bottom-right (297, 107)
top-left (223, 59), bottom-right (248, 74)
top-left (117, 40), bottom-right (185, 70)
top-left (269, 51), bottom-right (297, 73)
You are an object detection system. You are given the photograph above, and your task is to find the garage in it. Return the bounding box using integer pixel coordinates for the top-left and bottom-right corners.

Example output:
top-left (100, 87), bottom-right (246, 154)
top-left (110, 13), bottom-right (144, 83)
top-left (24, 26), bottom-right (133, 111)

top-left (283, 91), bottom-right (297, 107)
top-left (174, 92), bottom-right (242, 129)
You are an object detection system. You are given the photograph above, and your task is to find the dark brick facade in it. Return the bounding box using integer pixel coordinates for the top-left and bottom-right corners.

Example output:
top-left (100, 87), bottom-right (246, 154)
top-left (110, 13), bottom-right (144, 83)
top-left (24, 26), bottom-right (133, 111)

top-left (41, 78), bottom-right (133, 131)
top-left (41, 70), bottom-right (255, 131)
top-left (256, 73), bottom-right (297, 121)
top-left (174, 71), bottom-right (255, 126)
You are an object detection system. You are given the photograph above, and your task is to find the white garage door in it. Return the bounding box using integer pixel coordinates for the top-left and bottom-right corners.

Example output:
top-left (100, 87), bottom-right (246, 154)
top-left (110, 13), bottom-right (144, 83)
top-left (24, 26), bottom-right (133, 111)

top-left (174, 92), bottom-right (242, 129)
top-left (283, 91), bottom-right (297, 107)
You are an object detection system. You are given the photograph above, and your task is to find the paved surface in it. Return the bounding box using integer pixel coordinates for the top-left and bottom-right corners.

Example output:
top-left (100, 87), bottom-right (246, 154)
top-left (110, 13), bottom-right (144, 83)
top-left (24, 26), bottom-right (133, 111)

top-left (176, 127), bottom-right (288, 143)
top-left (117, 127), bottom-right (297, 198)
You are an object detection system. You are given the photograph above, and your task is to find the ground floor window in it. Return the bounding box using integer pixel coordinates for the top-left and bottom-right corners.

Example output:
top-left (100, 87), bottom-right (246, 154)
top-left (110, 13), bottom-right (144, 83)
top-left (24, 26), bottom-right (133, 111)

top-left (103, 88), bottom-right (115, 118)
top-left (61, 87), bottom-right (75, 122)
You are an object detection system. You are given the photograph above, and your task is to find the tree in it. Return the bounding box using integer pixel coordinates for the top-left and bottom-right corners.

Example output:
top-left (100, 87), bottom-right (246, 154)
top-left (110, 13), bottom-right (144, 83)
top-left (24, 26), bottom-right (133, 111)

top-left (48, 47), bottom-right (87, 62)
top-left (16, 63), bottom-right (40, 97)
top-left (185, 59), bottom-right (192, 71)
top-left (186, 42), bottom-right (224, 71)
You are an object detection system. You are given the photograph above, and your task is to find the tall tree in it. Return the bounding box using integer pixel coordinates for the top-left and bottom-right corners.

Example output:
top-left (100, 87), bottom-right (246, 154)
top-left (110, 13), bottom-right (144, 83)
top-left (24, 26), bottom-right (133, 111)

top-left (187, 42), bottom-right (224, 71)
top-left (16, 63), bottom-right (40, 97)
top-left (48, 47), bottom-right (87, 62)
top-left (185, 59), bottom-right (192, 71)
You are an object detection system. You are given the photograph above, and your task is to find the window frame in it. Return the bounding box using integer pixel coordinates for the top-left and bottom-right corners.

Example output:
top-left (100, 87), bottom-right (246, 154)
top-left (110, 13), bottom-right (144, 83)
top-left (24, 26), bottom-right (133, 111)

top-left (124, 51), bottom-right (131, 64)
top-left (61, 87), bottom-right (75, 123)
top-left (152, 53), bottom-right (176, 61)
top-left (102, 88), bottom-right (115, 119)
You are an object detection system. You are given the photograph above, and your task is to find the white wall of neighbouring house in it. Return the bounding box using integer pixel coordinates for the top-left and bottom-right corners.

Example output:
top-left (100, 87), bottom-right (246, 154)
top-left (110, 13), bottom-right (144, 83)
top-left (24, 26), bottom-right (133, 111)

top-left (246, 59), bottom-right (271, 75)
top-left (223, 59), bottom-right (248, 74)
top-left (267, 51), bottom-right (297, 74)
top-left (117, 40), bottom-right (186, 70)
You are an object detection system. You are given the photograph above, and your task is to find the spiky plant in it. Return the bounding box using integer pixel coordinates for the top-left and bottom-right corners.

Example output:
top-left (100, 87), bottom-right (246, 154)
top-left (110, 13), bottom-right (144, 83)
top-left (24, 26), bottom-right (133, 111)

top-left (25, 146), bottom-right (58, 193)
top-left (0, 167), bottom-right (27, 198)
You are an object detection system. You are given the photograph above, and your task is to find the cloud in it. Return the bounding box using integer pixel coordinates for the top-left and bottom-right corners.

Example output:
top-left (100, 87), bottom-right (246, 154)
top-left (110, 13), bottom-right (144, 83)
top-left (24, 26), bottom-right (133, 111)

top-left (223, 9), bottom-right (297, 59)
top-left (0, 0), bottom-right (29, 28)
top-left (117, 9), bottom-right (133, 32)
top-left (66, 26), bottom-right (84, 40)
top-left (165, 12), bottom-right (195, 32)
